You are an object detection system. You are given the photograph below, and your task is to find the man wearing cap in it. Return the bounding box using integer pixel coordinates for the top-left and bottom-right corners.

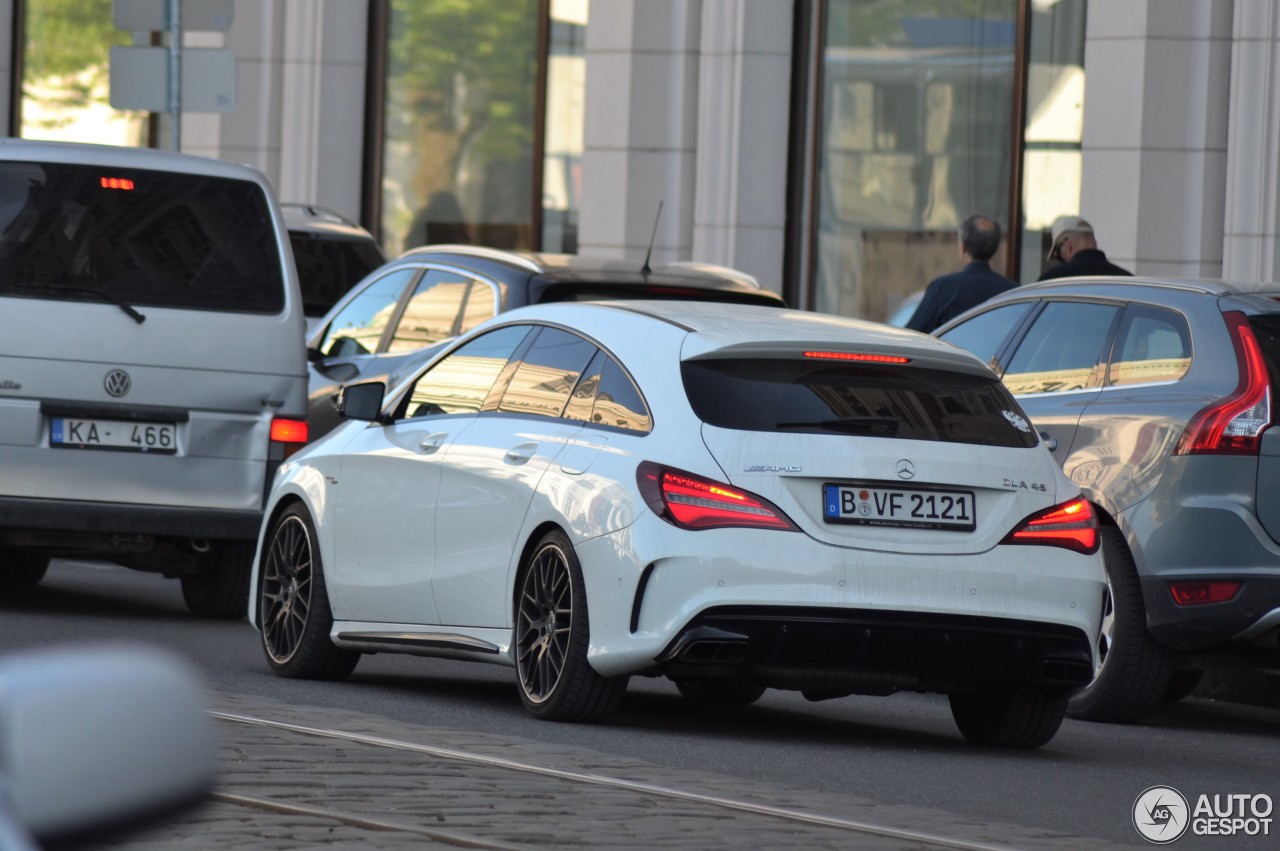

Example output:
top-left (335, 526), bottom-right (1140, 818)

top-left (1038, 215), bottom-right (1132, 280)
top-left (906, 213), bottom-right (1016, 333)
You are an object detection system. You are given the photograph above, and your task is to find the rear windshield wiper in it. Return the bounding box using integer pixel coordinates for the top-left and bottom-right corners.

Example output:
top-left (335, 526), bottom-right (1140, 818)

top-left (775, 416), bottom-right (899, 435)
top-left (3, 283), bottom-right (146, 324)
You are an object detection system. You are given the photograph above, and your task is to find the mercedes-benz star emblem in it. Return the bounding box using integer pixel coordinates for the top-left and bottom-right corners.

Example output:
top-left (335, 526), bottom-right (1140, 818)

top-left (104, 369), bottom-right (132, 398)
top-left (895, 459), bottom-right (916, 480)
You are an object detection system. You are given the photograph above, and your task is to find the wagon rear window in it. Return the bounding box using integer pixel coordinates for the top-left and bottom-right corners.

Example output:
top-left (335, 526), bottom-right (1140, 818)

top-left (681, 358), bottom-right (1040, 448)
top-left (0, 161), bottom-right (285, 313)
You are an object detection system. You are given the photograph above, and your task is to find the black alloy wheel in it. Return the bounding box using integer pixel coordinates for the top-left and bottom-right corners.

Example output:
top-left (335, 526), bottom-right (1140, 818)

top-left (259, 503), bottom-right (358, 680)
top-left (515, 530), bottom-right (626, 722)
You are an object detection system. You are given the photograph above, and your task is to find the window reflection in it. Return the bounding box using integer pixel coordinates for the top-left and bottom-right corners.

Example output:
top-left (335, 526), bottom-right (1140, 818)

top-left (1108, 307), bottom-right (1192, 387)
top-left (1002, 301), bottom-right (1119, 395)
top-left (499, 327), bottom-right (597, 419)
top-left (816, 2), bottom-right (1017, 322)
top-left (382, 0), bottom-right (539, 256)
top-left (320, 269), bottom-right (416, 357)
top-left (386, 272), bottom-right (471, 353)
top-left (404, 325), bottom-right (530, 417)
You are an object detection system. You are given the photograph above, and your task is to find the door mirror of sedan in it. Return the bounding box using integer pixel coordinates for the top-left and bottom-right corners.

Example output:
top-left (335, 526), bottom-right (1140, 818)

top-left (340, 381), bottom-right (387, 422)
top-left (0, 644), bottom-right (215, 848)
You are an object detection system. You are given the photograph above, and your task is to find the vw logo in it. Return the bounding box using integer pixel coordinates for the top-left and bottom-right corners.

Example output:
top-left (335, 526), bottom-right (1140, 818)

top-left (895, 459), bottom-right (916, 480)
top-left (104, 369), bottom-right (131, 398)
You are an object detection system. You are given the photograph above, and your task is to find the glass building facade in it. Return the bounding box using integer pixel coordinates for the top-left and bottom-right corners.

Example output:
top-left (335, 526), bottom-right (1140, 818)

top-left (11, 0), bottom-right (1086, 321)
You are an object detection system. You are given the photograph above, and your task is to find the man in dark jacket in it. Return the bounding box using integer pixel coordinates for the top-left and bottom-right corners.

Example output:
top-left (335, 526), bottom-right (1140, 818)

top-left (906, 214), bottom-right (1016, 333)
top-left (1038, 215), bottom-right (1132, 280)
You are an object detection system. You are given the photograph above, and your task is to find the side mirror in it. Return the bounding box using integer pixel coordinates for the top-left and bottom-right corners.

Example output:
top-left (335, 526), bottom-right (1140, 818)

top-left (340, 381), bottom-right (387, 422)
top-left (0, 645), bottom-right (215, 847)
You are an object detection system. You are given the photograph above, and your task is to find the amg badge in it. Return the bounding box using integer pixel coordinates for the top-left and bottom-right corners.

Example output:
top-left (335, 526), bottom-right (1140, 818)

top-left (744, 464), bottom-right (802, 473)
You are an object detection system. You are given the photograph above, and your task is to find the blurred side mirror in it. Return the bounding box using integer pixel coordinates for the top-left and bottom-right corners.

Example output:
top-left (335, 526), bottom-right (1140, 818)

top-left (340, 381), bottom-right (387, 422)
top-left (0, 645), bottom-right (216, 847)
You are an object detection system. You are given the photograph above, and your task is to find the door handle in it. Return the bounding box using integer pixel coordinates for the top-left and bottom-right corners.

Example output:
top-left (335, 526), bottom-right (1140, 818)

top-left (1039, 431), bottom-right (1058, 452)
top-left (417, 433), bottom-right (447, 454)
top-left (504, 442), bottom-right (537, 465)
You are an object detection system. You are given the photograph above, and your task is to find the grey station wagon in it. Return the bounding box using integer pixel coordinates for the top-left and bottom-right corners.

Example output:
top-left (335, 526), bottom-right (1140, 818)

top-left (936, 277), bottom-right (1280, 722)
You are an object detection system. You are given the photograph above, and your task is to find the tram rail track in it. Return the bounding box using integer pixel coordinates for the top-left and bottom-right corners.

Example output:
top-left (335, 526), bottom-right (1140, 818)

top-left (210, 710), bottom-right (1028, 851)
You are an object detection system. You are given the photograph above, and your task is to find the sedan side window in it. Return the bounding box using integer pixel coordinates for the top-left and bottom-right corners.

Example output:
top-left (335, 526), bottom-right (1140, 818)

top-left (319, 268), bottom-right (417, 357)
top-left (936, 302), bottom-right (1033, 370)
top-left (1002, 302), bottom-right (1121, 395)
top-left (1107, 305), bottom-right (1192, 386)
top-left (457, 280), bottom-right (502, 334)
top-left (385, 269), bottom-right (472, 354)
top-left (497, 326), bottom-right (598, 419)
top-left (400, 325), bottom-right (531, 419)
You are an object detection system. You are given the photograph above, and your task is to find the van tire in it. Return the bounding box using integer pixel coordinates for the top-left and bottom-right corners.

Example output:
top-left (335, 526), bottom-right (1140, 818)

top-left (1, 550), bottom-right (50, 586)
top-left (181, 542), bottom-right (255, 619)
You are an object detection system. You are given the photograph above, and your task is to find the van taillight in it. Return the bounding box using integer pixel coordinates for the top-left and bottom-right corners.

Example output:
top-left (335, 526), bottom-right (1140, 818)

top-left (270, 418), bottom-right (308, 459)
top-left (636, 462), bottom-right (798, 531)
top-left (1175, 312), bottom-right (1272, 456)
top-left (1001, 497), bottom-right (1098, 554)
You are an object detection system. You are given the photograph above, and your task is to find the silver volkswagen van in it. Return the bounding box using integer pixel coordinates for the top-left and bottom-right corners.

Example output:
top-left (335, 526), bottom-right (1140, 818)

top-left (0, 141), bottom-right (308, 617)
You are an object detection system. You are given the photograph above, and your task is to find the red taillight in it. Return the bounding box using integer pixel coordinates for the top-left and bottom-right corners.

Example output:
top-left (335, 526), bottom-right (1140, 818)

top-left (1002, 497), bottom-right (1098, 554)
top-left (100, 176), bottom-right (135, 190)
top-left (804, 351), bottom-right (910, 364)
top-left (270, 418), bottom-right (309, 444)
top-left (636, 463), bottom-right (798, 531)
top-left (1175, 311), bottom-right (1272, 455)
top-left (1169, 581), bottom-right (1241, 606)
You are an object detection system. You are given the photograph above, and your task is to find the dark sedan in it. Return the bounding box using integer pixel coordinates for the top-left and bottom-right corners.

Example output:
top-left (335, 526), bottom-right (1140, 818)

top-left (305, 246), bottom-right (785, 437)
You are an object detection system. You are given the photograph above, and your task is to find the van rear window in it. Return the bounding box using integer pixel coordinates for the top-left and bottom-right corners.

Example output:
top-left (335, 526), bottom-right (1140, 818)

top-left (0, 161), bottom-right (284, 313)
top-left (681, 358), bottom-right (1040, 448)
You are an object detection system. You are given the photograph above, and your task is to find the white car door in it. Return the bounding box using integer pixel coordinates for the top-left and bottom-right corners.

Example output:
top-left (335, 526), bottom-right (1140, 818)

top-left (327, 325), bottom-right (532, 624)
top-left (432, 326), bottom-right (597, 628)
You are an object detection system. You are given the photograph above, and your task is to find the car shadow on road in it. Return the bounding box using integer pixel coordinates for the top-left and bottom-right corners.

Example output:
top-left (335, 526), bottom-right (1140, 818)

top-left (0, 580), bottom-right (192, 622)
top-left (1135, 697), bottom-right (1280, 739)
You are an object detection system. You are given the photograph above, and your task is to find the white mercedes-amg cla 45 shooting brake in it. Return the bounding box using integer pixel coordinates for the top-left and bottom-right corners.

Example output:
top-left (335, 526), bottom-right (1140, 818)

top-left (249, 301), bottom-right (1106, 748)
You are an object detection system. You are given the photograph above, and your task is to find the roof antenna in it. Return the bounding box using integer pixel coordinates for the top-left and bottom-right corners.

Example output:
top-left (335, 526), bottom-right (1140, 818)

top-left (641, 201), bottom-right (663, 275)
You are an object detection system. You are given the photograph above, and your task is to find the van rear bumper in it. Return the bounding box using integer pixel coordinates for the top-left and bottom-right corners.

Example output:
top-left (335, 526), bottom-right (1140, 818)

top-left (0, 497), bottom-right (261, 541)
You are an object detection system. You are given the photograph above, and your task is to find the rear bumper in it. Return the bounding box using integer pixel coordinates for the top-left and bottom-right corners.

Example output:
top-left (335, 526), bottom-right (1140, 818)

top-left (0, 496), bottom-right (262, 542)
top-left (658, 606), bottom-right (1094, 693)
top-left (1142, 573), bottom-right (1280, 653)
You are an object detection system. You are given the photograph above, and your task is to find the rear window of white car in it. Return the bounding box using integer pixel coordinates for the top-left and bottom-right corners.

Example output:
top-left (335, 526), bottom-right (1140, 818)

top-left (0, 161), bottom-right (284, 313)
top-left (681, 358), bottom-right (1040, 448)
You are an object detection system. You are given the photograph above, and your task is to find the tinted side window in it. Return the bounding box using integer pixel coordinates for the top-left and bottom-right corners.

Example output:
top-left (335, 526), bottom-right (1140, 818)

top-left (386, 269), bottom-right (471, 354)
top-left (564, 351), bottom-right (652, 434)
top-left (1002, 302), bottom-right (1120, 395)
top-left (681, 359), bottom-right (1038, 448)
top-left (1108, 305), bottom-right (1192, 386)
top-left (290, 234), bottom-right (385, 316)
top-left (937, 302), bottom-right (1033, 369)
top-left (319, 268), bottom-right (417, 357)
top-left (401, 325), bottom-right (531, 418)
top-left (498, 327), bottom-right (597, 419)
top-left (458, 280), bottom-right (501, 334)
top-left (1249, 315), bottom-right (1280, 391)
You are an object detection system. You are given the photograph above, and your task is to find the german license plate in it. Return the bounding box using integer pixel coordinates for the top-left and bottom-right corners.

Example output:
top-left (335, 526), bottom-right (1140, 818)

top-left (823, 483), bottom-right (975, 530)
top-left (50, 417), bottom-right (177, 454)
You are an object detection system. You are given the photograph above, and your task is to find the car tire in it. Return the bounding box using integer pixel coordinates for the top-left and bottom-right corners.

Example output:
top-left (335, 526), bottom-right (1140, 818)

top-left (949, 685), bottom-right (1069, 748)
top-left (674, 679), bottom-right (766, 706)
top-left (1162, 670), bottom-right (1204, 703)
top-left (258, 504), bottom-right (360, 680)
top-left (180, 542), bottom-right (255, 619)
top-left (1, 549), bottom-right (50, 586)
top-left (515, 529), bottom-right (627, 722)
top-left (1067, 526), bottom-right (1172, 723)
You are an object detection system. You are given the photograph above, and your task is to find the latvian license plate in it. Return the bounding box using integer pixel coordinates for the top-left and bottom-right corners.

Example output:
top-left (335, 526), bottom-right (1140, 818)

top-left (50, 417), bottom-right (177, 454)
top-left (823, 483), bottom-right (975, 530)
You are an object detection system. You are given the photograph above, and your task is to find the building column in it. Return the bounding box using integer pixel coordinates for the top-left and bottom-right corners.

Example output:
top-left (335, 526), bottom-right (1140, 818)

top-left (578, 0), bottom-right (703, 264)
top-left (1080, 0), bottom-right (1233, 276)
top-left (1222, 1), bottom-right (1280, 281)
top-left (691, 0), bottom-right (792, 290)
